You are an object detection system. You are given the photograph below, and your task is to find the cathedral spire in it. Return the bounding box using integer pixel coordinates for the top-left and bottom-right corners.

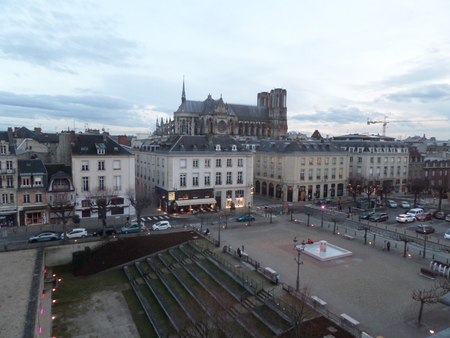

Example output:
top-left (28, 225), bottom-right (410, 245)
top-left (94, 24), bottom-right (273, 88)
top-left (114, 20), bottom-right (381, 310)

top-left (181, 75), bottom-right (186, 103)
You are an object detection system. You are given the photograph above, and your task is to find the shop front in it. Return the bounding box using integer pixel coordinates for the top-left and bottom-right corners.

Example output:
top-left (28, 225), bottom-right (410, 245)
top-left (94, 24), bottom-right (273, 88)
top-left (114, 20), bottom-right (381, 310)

top-left (20, 207), bottom-right (47, 226)
top-left (0, 209), bottom-right (17, 227)
top-left (158, 187), bottom-right (215, 215)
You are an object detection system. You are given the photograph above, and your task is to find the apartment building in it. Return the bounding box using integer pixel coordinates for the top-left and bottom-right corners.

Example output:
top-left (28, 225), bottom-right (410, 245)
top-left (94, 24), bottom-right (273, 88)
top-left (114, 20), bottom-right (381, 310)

top-left (0, 130), bottom-right (18, 226)
top-left (332, 134), bottom-right (409, 193)
top-left (17, 159), bottom-right (48, 226)
top-left (71, 133), bottom-right (136, 219)
top-left (137, 135), bottom-right (253, 214)
top-left (251, 140), bottom-right (349, 202)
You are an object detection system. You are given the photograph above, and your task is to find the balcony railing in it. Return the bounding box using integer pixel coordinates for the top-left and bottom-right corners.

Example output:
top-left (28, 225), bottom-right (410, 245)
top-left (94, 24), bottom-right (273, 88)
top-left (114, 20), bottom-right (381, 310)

top-left (0, 169), bottom-right (16, 174)
top-left (226, 180), bottom-right (233, 184)
top-left (237, 180), bottom-right (243, 184)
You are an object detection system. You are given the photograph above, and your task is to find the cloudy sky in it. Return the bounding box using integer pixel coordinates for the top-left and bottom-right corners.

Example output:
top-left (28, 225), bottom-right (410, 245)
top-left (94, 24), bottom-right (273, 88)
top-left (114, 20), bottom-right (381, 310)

top-left (1, 0), bottom-right (449, 139)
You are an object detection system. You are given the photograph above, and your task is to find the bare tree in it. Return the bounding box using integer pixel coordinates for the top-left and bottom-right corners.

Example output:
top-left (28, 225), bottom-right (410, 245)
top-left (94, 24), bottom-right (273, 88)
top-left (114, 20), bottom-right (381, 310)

top-left (381, 180), bottom-right (395, 205)
top-left (429, 176), bottom-right (450, 211)
top-left (396, 235), bottom-right (417, 258)
top-left (49, 200), bottom-right (74, 244)
top-left (126, 189), bottom-right (152, 235)
top-left (303, 210), bottom-right (315, 227)
top-left (347, 177), bottom-right (363, 206)
top-left (329, 215), bottom-right (341, 235)
top-left (357, 224), bottom-right (371, 245)
top-left (87, 187), bottom-right (117, 238)
top-left (412, 282), bottom-right (448, 327)
top-left (407, 179), bottom-right (427, 208)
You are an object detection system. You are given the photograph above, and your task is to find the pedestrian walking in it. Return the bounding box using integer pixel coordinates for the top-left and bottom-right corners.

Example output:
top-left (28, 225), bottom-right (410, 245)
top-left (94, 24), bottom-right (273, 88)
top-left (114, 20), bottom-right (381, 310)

top-left (387, 241), bottom-right (391, 251)
top-left (382, 240), bottom-right (387, 251)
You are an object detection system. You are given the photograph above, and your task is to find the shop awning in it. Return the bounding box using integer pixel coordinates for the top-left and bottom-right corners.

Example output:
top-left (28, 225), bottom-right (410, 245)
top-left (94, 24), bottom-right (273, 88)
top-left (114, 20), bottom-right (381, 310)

top-left (175, 198), bottom-right (216, 207)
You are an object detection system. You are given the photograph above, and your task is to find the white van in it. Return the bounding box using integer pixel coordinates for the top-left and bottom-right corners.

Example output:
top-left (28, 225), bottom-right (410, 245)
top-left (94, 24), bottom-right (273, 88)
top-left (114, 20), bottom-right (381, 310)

top-left (407, 208), bottom-right (424, 218)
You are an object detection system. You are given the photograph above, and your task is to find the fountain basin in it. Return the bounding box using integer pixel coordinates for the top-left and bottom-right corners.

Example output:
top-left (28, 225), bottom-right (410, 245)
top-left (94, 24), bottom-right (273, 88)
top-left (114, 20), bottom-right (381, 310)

top-left (297, 241), bottom-right (353, 262)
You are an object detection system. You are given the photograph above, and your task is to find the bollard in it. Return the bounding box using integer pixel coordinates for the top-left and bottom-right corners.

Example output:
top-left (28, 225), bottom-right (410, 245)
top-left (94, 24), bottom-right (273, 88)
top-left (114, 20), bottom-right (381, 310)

top-left (395, 228), bottom-right (397, 232)
top-left (407, 246), bottom-right (409, 251)
top-left (433, 254), bottom-right (435, 259)
top-left (354, 231), bottom-right (357, 236)
top-left (395, 243), bottom-right (397, 248)
top-left (419, 250), bottom-right (421, 256)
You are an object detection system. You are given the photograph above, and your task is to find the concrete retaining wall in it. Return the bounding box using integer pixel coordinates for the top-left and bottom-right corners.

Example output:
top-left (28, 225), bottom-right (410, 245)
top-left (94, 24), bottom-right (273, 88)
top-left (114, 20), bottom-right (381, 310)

top-left (44, 241), bottom-right (105, 267)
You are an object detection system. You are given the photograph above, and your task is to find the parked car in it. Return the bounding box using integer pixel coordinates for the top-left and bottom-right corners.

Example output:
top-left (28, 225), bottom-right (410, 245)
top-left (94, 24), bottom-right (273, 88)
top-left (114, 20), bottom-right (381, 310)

top-left (386, 200), bottom-right (397, 208)
top-left (359, 211), bottom-right (374, 219)
top-left (60, 228), bottom-right (88, 239)
top-left (29, 231), bottom-right (58, 243)
top-left (446, 214), bottom-right (450, 222)
top-left (416, 213), bottom-right (433, 221)
top-left (152, 221), bottom-right (172, 231)
top-left (435, 211), bottom-right (446, 220)
top-left (406, 208), bottom-right (424, 218)
top-left (444, 229), bottom-right (450, 239)
top-left (444, 229), bottom-right (450, 240)
top-left (415, 224), bottom-right (435, 234)
top-left (319, 198), bottom-right (332, 205)
top-left (401, 201), bottom-right (411, 209)
top-left (92, 226), bottom-right (117, 236)
top-left (369, 213), bottom-right (389, 222)
top-left (121, 222), bottom-right (147, 234)
top-left (236, 214), bottom-right (255, 222)
top-left (396, 214), bottom-right (416, 223)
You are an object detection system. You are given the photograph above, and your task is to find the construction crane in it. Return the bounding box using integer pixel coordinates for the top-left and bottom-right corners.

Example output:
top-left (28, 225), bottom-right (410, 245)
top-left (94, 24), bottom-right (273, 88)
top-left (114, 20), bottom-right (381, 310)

top-left (367, 116), bottom-right (448, 136)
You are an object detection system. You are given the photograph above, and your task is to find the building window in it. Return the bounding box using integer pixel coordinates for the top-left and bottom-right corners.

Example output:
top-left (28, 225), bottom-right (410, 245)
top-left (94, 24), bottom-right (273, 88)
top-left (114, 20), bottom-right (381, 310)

top-left (205, 173), bottom-right (210, 185)
top-left (309, 158), bottom-right (313, 165)
top-left (6, 161), bottom-right (12, 170)
top-left (270, 167), bottom-right (274, 178)
top-left (227, 159), bottom-right (232, 167)
top-left (82, 161), bottom-right (89, 171)
top-left (316, 169), bottom-right (321, 180)
top-left (324, 158), bottom-right (329, 165)
top-left (324, 168), bottom-right (328, 179)
top-left (370, 157), bottom-right (374, 163)
top-left (384, 167), bottom-right (388, 175)
top-left (0, 145), bottom-right (6, 154)
top-left (340, 157), bottom-right (344, 165)
top-left (180, 159), bottom-right (187, 168)
top-left (7, 177), bottom-right (13, 188)
top-left (257, 156), bottom-right (261, 162)
top-left (9, 194), bottom-right (14, 203)
top-left (257, 165), bottom-right (260, 176)
top-left (308, 169), bottom-right (313, 180)
top-left (226, 172), bottom-right (232, 184)
top-left (339, 168), bottom-right (343, 179)
top-left (271, 157), bottom-right (275, 164)
top-left (332, 158), bottom-right (336, 165)
top-left (180, 174), bottom-right (186, 187)
top-left (35, 193), bottom-right (42, 203)
top-left (358, 157), bottom-right (362, 163)
top-left (216, 172), bottom-right (222, 185)
top-left (301, 158), bottom-right (305, 165)
top-left (317, 158), bottom-right (321, 165)
top-left (114, 176), bottom-right (121, 190)
top-left (193, 173), bottom-right (199, 186)
top-left (162, 158), bottom-right (165, 167)
top-left (23, 194), bottom-right (30, 204)
top-left (237, 171), bottom-right (243, 184)
top-left (205, 159), bottom-right (211, 168)
top-left (34, 177), bottom-right (42, 186)
top-left (350, 157), bottom-right (353, 163)
top-left (300, 169), bottom-right (305, 181)
top-left (99, 176), bottom-right (105, 190)
top-left (22, 177), bottom-right (30, 186)
top-left (2, 194), bottom-right (7, 203)
top-left (82, 177), bottom-right (89, 192)
top-left (98, 161), bottom-right (105, 170)
top-left (193, 159), bottom-right (199, 168)
top-left (278, 168), bottom-right (282, 179)
top-left (216, 159), bottom-right (222, 167)
top-left (238, 159), bottom-right (243, 167)
top-left (114, 160), bottom-right (121, 170)
top-left (378, 157), bottom-right (381, 163)
top-left (264, 156), bottom-right (268, 163)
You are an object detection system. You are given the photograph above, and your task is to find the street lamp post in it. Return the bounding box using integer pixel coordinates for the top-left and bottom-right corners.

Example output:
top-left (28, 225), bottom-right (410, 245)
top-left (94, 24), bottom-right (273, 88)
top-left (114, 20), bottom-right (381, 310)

top-left (218, 216), bottom-right (221, 247)
top-left (423, 234), bottom-right (427, 259)
top-left (321, 205), bottom-right (325, 227)
top-left (294, 238), bottom-right (305, 292)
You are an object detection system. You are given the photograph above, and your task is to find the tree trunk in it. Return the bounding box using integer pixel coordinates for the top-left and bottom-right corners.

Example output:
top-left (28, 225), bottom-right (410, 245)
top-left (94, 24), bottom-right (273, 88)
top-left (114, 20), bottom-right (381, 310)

top-left (403, 242), bottom-right (407, 257)
top-left (418, 300), bottom-right (424, 326)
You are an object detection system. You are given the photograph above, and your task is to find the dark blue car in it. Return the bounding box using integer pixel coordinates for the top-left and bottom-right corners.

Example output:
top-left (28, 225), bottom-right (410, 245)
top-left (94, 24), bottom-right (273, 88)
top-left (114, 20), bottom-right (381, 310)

top-left (236, 214), bottom-right (255, 222)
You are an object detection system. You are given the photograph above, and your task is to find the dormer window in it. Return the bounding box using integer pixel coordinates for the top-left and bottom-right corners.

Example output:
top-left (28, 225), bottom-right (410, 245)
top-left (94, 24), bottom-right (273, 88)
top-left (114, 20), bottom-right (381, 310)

top-left (216, 144), bottom-right (221, 151)
top-left (232, 145), bottom-right (237, 151)
top-left (0, 145), bottom-right (6, 154)
top-left (95, 143), bottom-right (106, 155)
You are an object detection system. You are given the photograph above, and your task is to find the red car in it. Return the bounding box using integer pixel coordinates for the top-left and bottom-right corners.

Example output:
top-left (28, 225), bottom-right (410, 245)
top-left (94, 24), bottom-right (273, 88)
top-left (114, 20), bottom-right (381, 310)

top-left (416, 212), bottom-right (432, 221)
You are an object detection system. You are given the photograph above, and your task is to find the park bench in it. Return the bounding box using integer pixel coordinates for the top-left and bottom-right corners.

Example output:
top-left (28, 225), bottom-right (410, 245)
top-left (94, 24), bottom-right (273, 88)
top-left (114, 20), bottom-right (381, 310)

top-left (344, 234), bottom-right (354, 240)
top-left (341, 313), bottom-right (359, 325)
top-left (420, 267), bottom-right (438, 280)
top-left (311, 296), bottom-right (327, 306)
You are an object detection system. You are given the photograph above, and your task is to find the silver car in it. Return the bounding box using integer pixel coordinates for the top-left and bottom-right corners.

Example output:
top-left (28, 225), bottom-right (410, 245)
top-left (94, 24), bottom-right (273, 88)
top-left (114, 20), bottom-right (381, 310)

top-left (29, 232), bottom-right (58, 243)
top-left (60, 228), bottom-right (88, 239)
top-left (401, 201), bottom-right (410, 209)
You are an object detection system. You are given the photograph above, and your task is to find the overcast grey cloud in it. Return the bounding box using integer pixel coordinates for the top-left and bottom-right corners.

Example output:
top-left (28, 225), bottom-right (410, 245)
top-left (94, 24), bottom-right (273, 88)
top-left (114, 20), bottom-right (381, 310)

top-left (0, 0), bottom-right (449, 138)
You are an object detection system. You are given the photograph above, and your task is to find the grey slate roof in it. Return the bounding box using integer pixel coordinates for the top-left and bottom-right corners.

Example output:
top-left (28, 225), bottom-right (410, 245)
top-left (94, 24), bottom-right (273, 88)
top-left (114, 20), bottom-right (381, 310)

top-left (156, 135), bottom-right (251, 154)
top-left (45, 164), bottom-right (72, 184)
top-left (72, 134), bottom-right (133, 156)
top-left (332, 134), bottom-right (396, 142)
top-left (18, 159), bottom-right (47, 176)
top-left (0, 131), bottom-right (16, 155)
top-left (176, 97), bottom-right (269, 121)
top-left (331, 140), bottom-right (407, 152)
top-left (255, 140), bottom-right (346, 155)
top-left (14, 127), bottom-right (59, 142)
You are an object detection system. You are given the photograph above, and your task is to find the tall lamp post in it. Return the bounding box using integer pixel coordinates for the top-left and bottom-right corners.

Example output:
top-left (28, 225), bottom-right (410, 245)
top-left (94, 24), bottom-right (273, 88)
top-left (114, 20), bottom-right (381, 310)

top-left (321, 205), bottom-right (325, 227)
top-left (294, 238), bottom-right (305, 292)
top-left (218, 216), bottom-right (221, 247)
top-left (423, 234), bottom-right (427, 259)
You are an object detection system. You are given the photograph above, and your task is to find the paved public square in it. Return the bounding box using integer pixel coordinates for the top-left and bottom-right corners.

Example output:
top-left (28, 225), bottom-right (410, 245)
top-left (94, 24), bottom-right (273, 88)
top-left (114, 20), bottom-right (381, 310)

top-left (208, 204), bottom-right (450, 338)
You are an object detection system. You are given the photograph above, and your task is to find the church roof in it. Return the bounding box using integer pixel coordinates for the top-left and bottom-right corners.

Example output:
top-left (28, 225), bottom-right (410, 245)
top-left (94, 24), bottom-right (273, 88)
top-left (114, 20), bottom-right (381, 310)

top-left (176, 98), bottom-right (270, 121)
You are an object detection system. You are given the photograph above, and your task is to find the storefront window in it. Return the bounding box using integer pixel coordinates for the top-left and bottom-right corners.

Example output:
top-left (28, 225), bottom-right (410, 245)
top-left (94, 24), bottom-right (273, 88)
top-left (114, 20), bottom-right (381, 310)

top-left (235, 198), bottom-right (244, 207)
top-left (26, 212), bottom-right (43, 225)
top-left (226, 199), bottom-right (232, 208)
